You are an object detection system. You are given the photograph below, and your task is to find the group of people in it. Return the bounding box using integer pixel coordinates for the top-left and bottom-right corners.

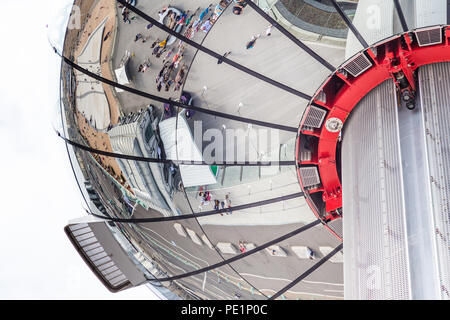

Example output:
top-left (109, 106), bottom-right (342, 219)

top-left (151, 1), bottom-right (232, 90)
top-left (134, 33), bottom-right (149, 43)
top-left (124, 1), bottom-right (267, 95)
top-left (154, 44), bottom-right (188, 92)
top-left (198, 192), bottom-right (232, 215)
top-left (137, 59), bottom-right (151, 73)
top-left (178, 1), bottom-right (230, 42)
top-left (130, 32), bottom-right (187, 91)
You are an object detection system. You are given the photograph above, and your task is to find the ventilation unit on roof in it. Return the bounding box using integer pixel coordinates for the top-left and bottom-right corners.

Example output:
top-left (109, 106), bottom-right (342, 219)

top-left (414, 26), bottom-right (442, 47)
top-left (342, 52), bottom-right (373, 78)
top-left (300, 166), bottom-right (321, 188)
top-left (303, 105), bottom-right (327, 129)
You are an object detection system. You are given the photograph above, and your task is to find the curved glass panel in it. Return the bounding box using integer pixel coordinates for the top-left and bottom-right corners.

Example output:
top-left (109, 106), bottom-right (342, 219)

top-left (59, 0), bottom-right (450, 300)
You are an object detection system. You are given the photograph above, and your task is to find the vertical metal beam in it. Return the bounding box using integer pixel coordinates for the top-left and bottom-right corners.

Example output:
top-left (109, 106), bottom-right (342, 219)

top-left (269, 243), bottom-right (343, 300)
top-left (244, 0), bottom-right (335, 72)
top-left (394, 0), bottom-right (409, 32)
top-left (329, 0), bottom-right (369, 49)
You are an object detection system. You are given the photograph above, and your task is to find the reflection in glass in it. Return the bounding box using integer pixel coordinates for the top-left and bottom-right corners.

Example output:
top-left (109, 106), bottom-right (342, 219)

top-left (56, 0), bottom-right (365, 300)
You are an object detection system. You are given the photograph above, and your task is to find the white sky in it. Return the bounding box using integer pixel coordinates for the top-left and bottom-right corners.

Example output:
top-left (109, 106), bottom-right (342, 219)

top-left (0, 0), bottom-right (157, 299)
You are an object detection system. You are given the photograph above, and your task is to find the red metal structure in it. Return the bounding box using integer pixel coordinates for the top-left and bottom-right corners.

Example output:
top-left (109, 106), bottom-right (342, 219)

top-left (296, 25), bottom-right (450, 240)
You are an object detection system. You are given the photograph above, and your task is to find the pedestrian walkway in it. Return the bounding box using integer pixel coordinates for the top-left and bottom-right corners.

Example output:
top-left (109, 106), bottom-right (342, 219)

top-left (75, 17), bottom-right (111, 131)
top-left (173, 223), bottom-right (343, 262)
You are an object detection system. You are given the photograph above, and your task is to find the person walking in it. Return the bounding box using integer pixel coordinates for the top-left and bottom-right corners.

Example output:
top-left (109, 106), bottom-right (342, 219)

top-left (217, 51), bottom-right (231, 64)
top-left (156, 75), bottom-right (164, 85)
top-left (307, 247), bottom-right (315, 260)
top-left (214, 0), bottom-right (228, 19)
top-left (214, 199), bottom-right (220, 211)
top-left (225, 194), bottom-right (232, 215)
top-left (233, 0), bottom-right (247, 15)
top-left (245, 34), bottom-right (260, 49)
top-left (163, 48), bottom-right (174, 64)
top-left (159, 37), bottom-right (168, 49)
top-left (174, 64), bottom-right (187, 91)
top-left (157, 65), bottom-right (167, 82)
top-left (168, 11), bottom-right (177, 29)
top-left (152, 45), bottom-right (161, 56)
top-left (199, 4), bottom-right (212, 22)
top-left (198, 192), bottom-right (205, 212)
top-left (184, 10), bottom-right (191, 25)
top-left (141, 63), bottom-right (150, 73)
top-left (155, 48), bottom-right (166, 59)
top-left (192, 18), bottom-right (202, 32)
top-left (174, 54), bottom-right (184, 69)
top-left (165, 80), bottom-right (174, 91)
top-left (186, 7), bottom-right (199, 26)
top-left (266, 24), bottom-right (273, 36)
top-left (200, 18), bottom-right (213, 33)
top-left (103, 31), bottom-right (111, 42)
top-left (171, 51), bottom-right (181, 65)
top-left (122, 8), bottom-right (131, 24)
top-left (199, 191), bottom-right (211, 206)
top-left (151, 38), bottom-right (161, 48)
